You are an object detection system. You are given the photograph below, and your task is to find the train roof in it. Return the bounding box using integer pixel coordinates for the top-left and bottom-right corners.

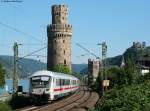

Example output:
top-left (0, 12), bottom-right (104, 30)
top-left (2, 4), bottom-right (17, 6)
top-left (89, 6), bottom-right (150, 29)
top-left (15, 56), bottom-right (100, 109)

top-left (29, 70), bottom-right (78, 80)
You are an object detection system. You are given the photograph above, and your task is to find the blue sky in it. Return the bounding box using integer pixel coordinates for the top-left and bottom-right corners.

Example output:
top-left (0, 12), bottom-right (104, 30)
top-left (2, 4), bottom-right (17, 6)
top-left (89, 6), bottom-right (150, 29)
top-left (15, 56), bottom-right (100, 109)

top-left (0, 0), bottom-right (150, 64)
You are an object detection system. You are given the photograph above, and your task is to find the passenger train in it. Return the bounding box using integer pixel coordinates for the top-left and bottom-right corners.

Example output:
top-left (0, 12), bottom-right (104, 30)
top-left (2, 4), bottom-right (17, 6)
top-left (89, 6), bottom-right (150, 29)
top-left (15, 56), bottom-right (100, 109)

top-left (29, 70), bottom-right (79, 102)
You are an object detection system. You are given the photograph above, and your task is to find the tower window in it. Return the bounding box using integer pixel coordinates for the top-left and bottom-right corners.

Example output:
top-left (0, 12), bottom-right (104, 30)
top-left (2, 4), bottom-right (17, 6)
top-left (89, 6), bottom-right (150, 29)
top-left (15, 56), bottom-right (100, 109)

top-left (64, 50), bottom-right (65, 55)
top-left (54, 50), bottom-right (57, 54)
top-left (63, 40), bottom-right (65, 43)
top-left (64, 59), bottom-right (66, 65)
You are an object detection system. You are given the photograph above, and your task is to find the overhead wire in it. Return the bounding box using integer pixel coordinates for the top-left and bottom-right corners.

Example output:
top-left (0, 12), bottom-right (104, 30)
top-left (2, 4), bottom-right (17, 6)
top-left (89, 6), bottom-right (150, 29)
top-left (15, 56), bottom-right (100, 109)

top-left (19, 46), bottom-right (47, 60)
top-left (0, 21), bottom-right (45, 43)
top-left (0, 1), bottom-right (47, 63)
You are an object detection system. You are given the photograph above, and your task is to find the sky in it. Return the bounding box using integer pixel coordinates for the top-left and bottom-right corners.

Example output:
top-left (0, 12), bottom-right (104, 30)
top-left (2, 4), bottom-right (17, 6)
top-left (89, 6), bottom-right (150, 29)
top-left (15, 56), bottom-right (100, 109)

top-left (0, 0), bottom-right (150, 64)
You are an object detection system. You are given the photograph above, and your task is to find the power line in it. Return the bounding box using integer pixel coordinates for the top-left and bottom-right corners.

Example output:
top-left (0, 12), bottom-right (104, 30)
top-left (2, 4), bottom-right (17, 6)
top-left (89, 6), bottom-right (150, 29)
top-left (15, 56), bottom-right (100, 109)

top-left (19, 46), bottom-right (47, 60)
top-left (21, 43), bottom-right (46, 46)
top-left (1, 0), bottom-right (23, 2)
top-left (0, 43), bottom-right (46, 46)
top-left (76, 43), bottom-right (100, 59)
top-left (0, 21), bottom-right (45, 43)
top-left (29, 55), bottom-right (47, 58)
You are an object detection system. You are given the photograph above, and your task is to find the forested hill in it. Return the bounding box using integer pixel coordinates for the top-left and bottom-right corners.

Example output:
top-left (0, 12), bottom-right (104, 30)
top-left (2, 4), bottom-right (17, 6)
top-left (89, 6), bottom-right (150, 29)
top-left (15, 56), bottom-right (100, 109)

top-left (0, 55), bottom-right (46, 78)
top-left (107, 46), bottom-right (150, 67)
top-left (0, 55), bottom-right (87, 78)
top-left (123, 46), bottom-right (150, 62)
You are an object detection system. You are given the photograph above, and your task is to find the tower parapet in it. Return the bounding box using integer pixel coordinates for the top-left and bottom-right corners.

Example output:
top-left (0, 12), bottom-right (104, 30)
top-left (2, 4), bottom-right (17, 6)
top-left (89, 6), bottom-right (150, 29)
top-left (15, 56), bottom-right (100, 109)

top-left (51, 5), bottom-right (68, 24)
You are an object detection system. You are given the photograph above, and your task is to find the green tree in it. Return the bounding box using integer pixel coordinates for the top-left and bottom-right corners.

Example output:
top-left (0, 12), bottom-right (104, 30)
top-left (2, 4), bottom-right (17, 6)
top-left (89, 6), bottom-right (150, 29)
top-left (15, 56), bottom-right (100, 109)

top-left (53, 64), bottom-right (71, 74)
top-left (124, 58), bottom-right (139, 85)
top-left (72, 72), bottom-right (82, 79)
top-left (106, 67), bottom-right (124, 87)
top-left (95, 83), bottom-right (150, 111)
top-left (107, 58), bottom-right (139, 87)
top-left (0, 64), bottom-right (5, 87)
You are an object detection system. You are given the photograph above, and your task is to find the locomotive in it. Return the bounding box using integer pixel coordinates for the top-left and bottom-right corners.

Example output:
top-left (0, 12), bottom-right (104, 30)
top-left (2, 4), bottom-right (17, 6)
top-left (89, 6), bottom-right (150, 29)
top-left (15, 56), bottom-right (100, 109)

top-left (29, 70), bottom-right (79, 102)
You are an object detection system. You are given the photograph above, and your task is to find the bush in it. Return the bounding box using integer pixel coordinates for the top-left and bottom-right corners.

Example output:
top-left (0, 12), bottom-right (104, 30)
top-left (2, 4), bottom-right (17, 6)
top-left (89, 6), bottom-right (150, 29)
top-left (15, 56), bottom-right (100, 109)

top-left (53, 64), bottom-right (71, 74)
top-left (9, 95), bottom-right (31, 109)
top-left (95, 83), bottom-right (150, 111)
top-left (0, 64), bottom-right (6, 87)
top-left (0, 101), bottom-right (11, 111)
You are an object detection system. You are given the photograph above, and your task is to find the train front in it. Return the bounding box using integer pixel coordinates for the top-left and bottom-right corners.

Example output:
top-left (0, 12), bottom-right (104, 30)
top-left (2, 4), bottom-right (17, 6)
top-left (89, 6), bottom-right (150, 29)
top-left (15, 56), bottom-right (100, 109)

top-left (29, 73), bottom-right (51, 102)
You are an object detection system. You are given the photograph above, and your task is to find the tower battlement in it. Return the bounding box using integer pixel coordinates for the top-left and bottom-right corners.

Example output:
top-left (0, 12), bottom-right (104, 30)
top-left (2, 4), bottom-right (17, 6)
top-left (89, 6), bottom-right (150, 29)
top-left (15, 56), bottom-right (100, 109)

top-left (52, 5), bottom-right (68, 14)
top-left (51, 5), bottom-right (69, 24)
top-left (48, 24), bottom-right (72, 34)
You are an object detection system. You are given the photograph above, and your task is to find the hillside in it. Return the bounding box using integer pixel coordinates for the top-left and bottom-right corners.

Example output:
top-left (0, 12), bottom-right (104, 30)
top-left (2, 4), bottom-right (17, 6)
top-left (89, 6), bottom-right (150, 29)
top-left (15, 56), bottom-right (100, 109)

top-left (0, 55), bottom-right (88, 78)
top-left (107, 55), bottom-right (122, 66)
top-left (123, 46), bottom-right (150, 63)
top-left (0, 55), bottom-right (47, 78)
top-left (107, 46), bottom-right (150, 67)
top-left (72, 64), bottom-right (87, 74)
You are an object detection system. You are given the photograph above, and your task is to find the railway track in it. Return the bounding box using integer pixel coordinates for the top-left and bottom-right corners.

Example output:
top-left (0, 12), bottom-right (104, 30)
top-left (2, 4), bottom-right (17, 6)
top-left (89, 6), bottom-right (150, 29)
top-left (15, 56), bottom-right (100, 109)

top-left (17, 86), bottom-right (99, 111)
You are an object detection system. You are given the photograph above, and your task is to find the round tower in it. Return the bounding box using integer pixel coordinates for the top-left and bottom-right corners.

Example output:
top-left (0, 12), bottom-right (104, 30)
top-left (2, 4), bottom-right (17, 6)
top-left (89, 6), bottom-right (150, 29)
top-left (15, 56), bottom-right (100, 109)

top-left (47, 5), bottom-right (72, 71)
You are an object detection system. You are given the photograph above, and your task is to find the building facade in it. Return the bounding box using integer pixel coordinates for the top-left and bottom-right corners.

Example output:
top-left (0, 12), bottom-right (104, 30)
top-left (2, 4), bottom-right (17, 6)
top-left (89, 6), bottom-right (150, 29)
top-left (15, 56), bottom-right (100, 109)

top-left (47, 5), bottom-right (72, 71)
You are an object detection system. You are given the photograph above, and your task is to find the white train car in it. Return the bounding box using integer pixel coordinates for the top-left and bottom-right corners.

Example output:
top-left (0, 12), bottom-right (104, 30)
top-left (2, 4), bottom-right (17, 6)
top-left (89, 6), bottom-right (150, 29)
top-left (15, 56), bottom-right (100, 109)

top-left (29, 70), bottom-right (79, 102)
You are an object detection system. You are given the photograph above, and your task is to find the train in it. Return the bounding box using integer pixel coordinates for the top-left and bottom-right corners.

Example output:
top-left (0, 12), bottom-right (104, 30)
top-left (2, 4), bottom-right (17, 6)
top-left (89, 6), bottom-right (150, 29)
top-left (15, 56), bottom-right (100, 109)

top-left (29, 70), bottom-right (80, 102)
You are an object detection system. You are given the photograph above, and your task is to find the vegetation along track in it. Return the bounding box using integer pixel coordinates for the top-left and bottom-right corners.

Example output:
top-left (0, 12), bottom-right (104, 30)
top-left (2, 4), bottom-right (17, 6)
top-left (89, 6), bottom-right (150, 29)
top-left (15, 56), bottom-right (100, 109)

top-left (17, 86), bottom-right (99, 111)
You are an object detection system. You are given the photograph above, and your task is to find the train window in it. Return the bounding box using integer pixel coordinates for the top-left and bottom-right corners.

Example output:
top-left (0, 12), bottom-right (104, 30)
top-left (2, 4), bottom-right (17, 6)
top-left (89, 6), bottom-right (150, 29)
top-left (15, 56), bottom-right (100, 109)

top-left (61, 79), bottom-right (65, 86)
top-left (56, 79), bottom-right (61, 86)
top-left (67, 79), bottom-right (70, 85)
top-left (72, 80), bottom-right (76, 85)
top-left (41, 77), bottom-right (49, 81)
top-left (64, 79), bottom-right (70, 85)
top-left (71, 80), bottom-right (73, 85)
top-left (31, 76), bottom-right (51, 88)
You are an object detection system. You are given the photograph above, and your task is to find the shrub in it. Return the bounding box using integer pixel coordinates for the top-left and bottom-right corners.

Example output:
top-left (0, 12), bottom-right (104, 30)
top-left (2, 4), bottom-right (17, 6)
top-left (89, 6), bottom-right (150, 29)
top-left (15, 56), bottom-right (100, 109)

top-left (95, 83), bottom-right (150, 111)
top-left (53, 64), bottom-right (71, 74)
top-left (0, 101), bottom-right (11, 111)
top-left (0, 64), bottom-right (6, 87)
top-left (9, 95), bottom-right (31, 109)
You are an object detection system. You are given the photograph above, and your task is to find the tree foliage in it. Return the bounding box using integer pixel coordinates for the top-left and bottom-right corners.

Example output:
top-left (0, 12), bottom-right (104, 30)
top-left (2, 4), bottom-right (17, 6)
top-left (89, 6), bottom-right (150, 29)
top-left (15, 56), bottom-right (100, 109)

top-left (95, 82), bottom-right (150, 111)
top-left (105, 58), bottom-right (139, 88)
top-left (72, 72), bottom-right (83, 80)
top-left (92, 57), bottom-right (150, 111)
top-left (53, 64), bottom-right (71, 74)
top-left (0, 64), bottom-right (6, 87)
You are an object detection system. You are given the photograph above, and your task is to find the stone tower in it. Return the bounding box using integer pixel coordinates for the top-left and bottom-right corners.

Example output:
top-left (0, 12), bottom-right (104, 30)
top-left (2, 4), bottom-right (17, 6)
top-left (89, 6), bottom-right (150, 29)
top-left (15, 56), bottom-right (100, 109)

top-left (88, 59), bottom-right (100, 84)
top-left (47, 5), bottom-right (72, 71)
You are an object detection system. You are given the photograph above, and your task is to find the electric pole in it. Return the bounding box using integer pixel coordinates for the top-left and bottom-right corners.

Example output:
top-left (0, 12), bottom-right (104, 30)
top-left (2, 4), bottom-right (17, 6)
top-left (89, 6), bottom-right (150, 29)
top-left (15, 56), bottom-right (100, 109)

top-left (13, 42), bottom-right (19, 94)
top-left (98, 42), bottom-right (107, 96)
top-left (102, 42), bottom-right (107, 80)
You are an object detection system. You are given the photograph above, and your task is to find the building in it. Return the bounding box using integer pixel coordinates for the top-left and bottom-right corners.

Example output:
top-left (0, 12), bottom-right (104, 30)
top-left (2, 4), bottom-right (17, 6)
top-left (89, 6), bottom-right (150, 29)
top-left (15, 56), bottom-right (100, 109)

top-left (47, 5), bottom-right (72, 71)
top-left (137, 57), bottom-right (150, 75)
top-left (132, 42), bottom-right (150, 74)
top-left (132, 42), bottom-right (146, 49)
top-left (88, 59), bottom-right (100, 84)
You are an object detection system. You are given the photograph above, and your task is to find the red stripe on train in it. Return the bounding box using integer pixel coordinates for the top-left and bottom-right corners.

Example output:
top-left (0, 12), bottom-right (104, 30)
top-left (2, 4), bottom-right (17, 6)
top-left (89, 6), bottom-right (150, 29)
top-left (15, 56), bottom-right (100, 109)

top-left (54, 86), bottom-right (78, 92)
